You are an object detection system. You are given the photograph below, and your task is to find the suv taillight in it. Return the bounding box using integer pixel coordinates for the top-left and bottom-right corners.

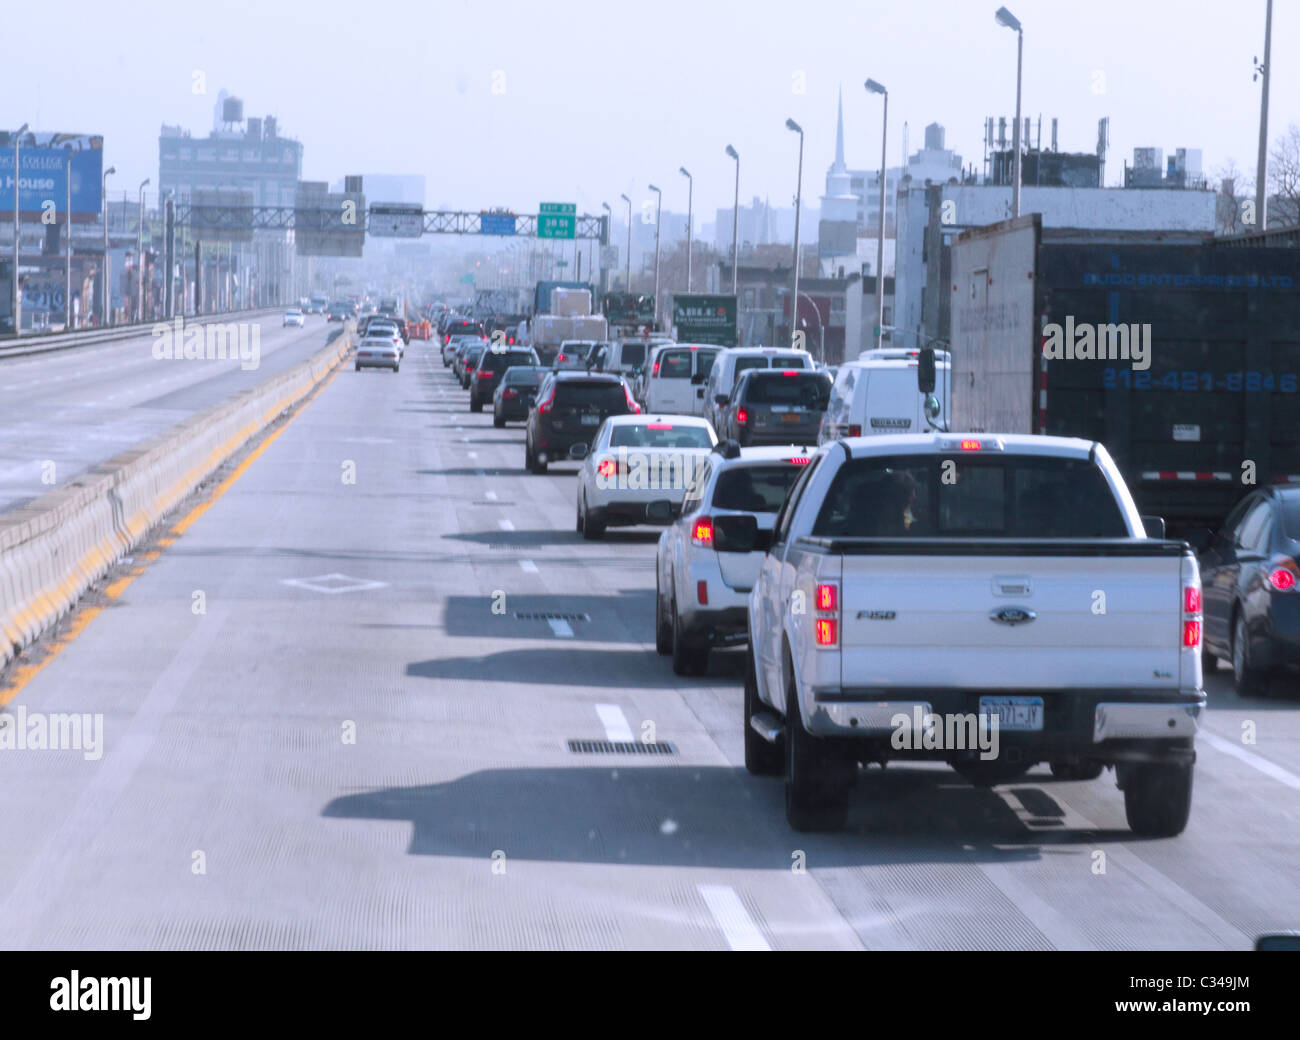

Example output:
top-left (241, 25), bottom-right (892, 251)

top-left (537, 386), bottom-right (557, 414)
top-left (736, 407), bottom-right (748, 425)
top-left (624, 384), bottom-right (641, 414)
top-left (813, 582), bottom-right (839, 648)
top-left (692, 516), bottom-right (714, 547)
top-left (478, 371), bottom-right (492, 379)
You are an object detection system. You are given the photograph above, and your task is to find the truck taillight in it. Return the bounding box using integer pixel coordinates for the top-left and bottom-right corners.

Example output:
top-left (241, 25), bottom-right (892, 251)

top-left (813, 582), bottom-right (839, 648)
top-left (1183, 620), bottom-right (1201, 648)
top-left (1182, 576), bottom-right (1202, 649)
top-left (1184, 587), bottom-right (1201, 613)
top-left (848, 424), bottom-right (862, 437)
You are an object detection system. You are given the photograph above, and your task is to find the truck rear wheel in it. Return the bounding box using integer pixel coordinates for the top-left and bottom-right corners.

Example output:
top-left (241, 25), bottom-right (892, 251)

top-left (1123, 762), bottom-right (1193, 837)
top-left (744, 647), bottom-right (783, 776)
top-left (784, 667), bottom-right (853, 831)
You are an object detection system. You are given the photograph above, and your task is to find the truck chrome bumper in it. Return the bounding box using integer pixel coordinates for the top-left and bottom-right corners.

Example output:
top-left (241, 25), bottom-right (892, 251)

top-left (814, 700), bottom-right (932, 735)
top-left (1092, 701), bottom-right (1203, 742)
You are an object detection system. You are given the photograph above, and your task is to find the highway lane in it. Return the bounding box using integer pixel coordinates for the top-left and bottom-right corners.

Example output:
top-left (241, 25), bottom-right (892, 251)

top-left (1, 336), bottom-right (1298, 949)
top-left (0, 313), bottom-right (346, 514)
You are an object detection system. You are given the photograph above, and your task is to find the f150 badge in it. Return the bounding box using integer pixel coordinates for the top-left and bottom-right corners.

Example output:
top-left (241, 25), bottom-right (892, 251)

top-left (990, 606), bottom-right (1036, 626)
top-left (857, 610), bottom-right (896, 620)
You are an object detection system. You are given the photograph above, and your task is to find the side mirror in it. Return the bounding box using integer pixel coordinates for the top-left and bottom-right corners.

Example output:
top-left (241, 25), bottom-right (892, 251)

top-left (714, 394), bottom-right (730, 406)
top-left (646, 500), bottom-right (673, 524)
top-left (1141, 515), bottom-right (1166, 539)
top-left (917, 347), bottom-right (937, 394)
top-left (569, 443), bottom-right (589, 460)
top-left (1184, 527), bottom-right (1214, 552)
top-left (714, 514), bottom-right (759, 553)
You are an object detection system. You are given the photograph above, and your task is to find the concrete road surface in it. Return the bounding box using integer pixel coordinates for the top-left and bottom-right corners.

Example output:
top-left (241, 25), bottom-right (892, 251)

top-left (1, 338), bottom-right (1298, 949)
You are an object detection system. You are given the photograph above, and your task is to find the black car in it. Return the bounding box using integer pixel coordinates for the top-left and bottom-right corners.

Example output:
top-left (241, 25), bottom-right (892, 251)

top-left (525, 372), bottom-right (639, 473)
top-left (493, 366), bottom-right (548, 427)
top-left (1199, 487), bottom-right (1300, 695)
top-left (720, 368), bottom-right (832, 446)
top-left (470, 347), bottom-right (541, 412)
top-left (457, 343), bottom-right (487, 387)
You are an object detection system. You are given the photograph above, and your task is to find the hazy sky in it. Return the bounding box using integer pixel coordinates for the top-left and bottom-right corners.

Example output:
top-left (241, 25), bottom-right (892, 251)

top-left (4, 0), bottom-right (1295, 219)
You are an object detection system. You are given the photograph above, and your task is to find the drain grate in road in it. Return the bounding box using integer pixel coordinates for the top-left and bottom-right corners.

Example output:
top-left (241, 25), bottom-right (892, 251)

top-left (567, 739), bottom-right (677, 755)
top-left (515, 611), bottom-right (590, 622)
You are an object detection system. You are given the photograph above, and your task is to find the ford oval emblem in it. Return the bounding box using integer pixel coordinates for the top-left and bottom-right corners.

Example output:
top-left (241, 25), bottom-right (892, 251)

top-left (990, 606), bottom-right (1036, 626)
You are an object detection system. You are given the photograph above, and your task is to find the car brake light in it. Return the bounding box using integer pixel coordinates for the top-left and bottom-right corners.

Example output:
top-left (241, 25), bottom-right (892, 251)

top-left (624, 385), bottom-right (641, 413)
top-left (478, 371), bottom-right (492, 379)
top-left (788, 456), bottom-right (811, 465)
top-left (814, 618), bottom-right (837, 646)
top-left (697, 580), bottom-right (709, 605)
top-left (1183, 620), bottom-right (1201, 648)
top-left (597, 459), bottom-right (617, 478)
top-left (1184, 586), bottom-right (1202, 613)
top-left (1269, 567), bottom-right (1297, 591)
top-left (736, 407), bottom-right (748, 424)
top-left (816, 584), bottom-right (837, 611)
top-left (647, 423), bottom-right (673, 429)
top-left (537, 387), bottom-right (556, 414)
top-left (502, 389), bottom-right (517, 399)
top-left (960, 440), bottom-right (982, 451)
top-left (782, 370), bottom-right (798, 376)
top-left (557, 354), bottom-right (567, 362)
top-left (813, 581), bottom-right (839, 647)
top-left (692, 517), bottom-right (714, 547)
top-left (848, 424), bottom-right (862, 436)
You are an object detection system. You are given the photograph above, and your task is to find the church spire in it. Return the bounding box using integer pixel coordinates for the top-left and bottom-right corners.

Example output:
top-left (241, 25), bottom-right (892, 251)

top-left (833, 84), bottom-right (846, 172)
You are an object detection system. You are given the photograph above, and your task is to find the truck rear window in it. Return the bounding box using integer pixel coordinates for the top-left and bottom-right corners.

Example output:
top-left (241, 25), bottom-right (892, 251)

top-left (812, 455), bottom-right (1129, 538)
top-left (482, 351), bottom-right (536, 373)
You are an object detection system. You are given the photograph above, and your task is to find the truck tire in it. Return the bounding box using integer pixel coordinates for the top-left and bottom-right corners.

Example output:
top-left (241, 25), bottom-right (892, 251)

top-left (1124, 762), bottom-right (1193, 837)
top-left (744, 647), bottom-right (783, 775)
top-left (655, 572), bottom-right (672, 655)
top-left (670, 595), bottom-right (706, 675)
top-left (1232, 611), bottom-right (1270, 696)
top-left (784, 664), bottom-right (853, 831)
top-left (1050, 759), bottom-right (1104, 781)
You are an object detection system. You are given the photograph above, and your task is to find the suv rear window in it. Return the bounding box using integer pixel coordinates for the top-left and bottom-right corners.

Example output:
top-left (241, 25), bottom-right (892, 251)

top-left (812, 455), bottom-right (1129, 538)
top-left (505, 368), bottom-right (546, 385)
top-left (482, 350), bottom-right (537, 373)
top-left (713, 464), bottom-right (805, 512)
top-left (618, 343), bottom-right (647, 366)
top-left (740, 372), bottom-right (830, 408)
top-left (553, 381), bottom-right (629, 410)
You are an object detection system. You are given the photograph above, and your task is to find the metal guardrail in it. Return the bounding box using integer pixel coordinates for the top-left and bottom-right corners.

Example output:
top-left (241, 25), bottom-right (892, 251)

top-left (0, 307), bottom-right (287, 361)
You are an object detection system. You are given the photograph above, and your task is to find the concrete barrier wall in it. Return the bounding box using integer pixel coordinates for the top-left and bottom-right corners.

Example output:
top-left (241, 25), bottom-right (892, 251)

top-left (0, 329), bottom-right (353, 668)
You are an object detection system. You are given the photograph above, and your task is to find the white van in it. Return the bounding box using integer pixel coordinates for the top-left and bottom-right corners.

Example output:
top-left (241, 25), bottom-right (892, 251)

top-left (641, 343), bottom-right (723, 415)
top-left (590, 336), bottom-right (673, 379)
top-left (817, 349), bottom-right (951, 443)
top-left (702, 346), bottom-right (815, 432)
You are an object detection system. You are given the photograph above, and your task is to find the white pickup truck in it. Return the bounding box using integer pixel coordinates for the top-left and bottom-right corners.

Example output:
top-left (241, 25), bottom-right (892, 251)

top-left (735, 432), bottom-right (1206, 834)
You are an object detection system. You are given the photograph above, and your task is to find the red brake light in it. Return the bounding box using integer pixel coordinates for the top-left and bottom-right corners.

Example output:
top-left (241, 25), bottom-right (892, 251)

top-left (692, 517), bottom-right (714, 547)
top-left (652, 361), bottom-right (660, 375)
top-left (814, 618), bottom-right (837, 646)
top-left (782, 370), bottom-right (798, 377)
top-left (647, 423), bottom-right (673, 429)
top-left (502, 388), bottom-right (517, 399)
top-left (816, 584), bottom-right (837, 612)
top-left (597, 459), bottom-right (617, 478)
top-left (736, 407), bottom-right (748, 424)
top-left (960, 440), bottom-right (982, 451)
top-left (1184, 586), bottom-right (1202, 613)
top-left (1183, 620), bottom-right (1201, 648)
top-left (478, 371), bottom-right (492, 379)
top-left (537, 386), bottom-right (556, 414)
top-left (848, 424), bottom-right (862, 436)
top-left (557, 354), bottom-right (567, 362)
top-left (788, 456), bottom-right (811, 465)
top-left (1270, 567), bottom-right (1297, 592)
top-left (624, 384), bottom-right (641, 413)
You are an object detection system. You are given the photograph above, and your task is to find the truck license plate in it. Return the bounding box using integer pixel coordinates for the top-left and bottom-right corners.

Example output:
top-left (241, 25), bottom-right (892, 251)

top-left (979, 696), bottom-right (1043, 731)
top-left (781, 413), bottom-right (802, 423)
top-left (580, 414), bottom-right (600, 426)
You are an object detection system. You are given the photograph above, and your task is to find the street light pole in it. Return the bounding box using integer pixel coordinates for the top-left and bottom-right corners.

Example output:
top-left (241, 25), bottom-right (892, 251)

top-left (797, 290), bottom-right (825, 364)
top-left (11, 123), bottom-right (29, 337)
top-left (725, 145), bottom-right (739, 297)
top-left (65, 151), bottom-right (72, 329)
top-left (679, 167), bottom-right (692, 292)
top-left (648, 183), bottom-right (662, 324)
top-left (786, 118), bottom-right (804, 350)
top-left (600, 201), bottom-right (611, 295)
top-left (101, 165), bottom-right (115, 326)
top-left (1255, 0), bottom-right (1274, 229)
top-left (137, 178), bottom-right (150, 322)
top-left (866, 80), bottom-right (888, 349)
top-left (619, 193), bottom-right (632, 291)
top-left (996, 7), bottom-right (1024, 218)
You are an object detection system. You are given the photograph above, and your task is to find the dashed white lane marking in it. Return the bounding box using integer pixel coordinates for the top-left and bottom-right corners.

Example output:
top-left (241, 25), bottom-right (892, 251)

top-left (519, 559), bottom-right (539, 573)
top-left (547, 618), bottom-right (574, 638)
top-left (468, 451), bottom-right (478, 459)
top-left (485, 490), bottom-right (498, 500)
top-left (697, 885), bottom-right (771, 951)
top-left (595, 704), bottom-right (633, 741)
top-left (498, 519), bottom-right (515, 531)
top-left (1201, 730), bottom-right (1300, 790)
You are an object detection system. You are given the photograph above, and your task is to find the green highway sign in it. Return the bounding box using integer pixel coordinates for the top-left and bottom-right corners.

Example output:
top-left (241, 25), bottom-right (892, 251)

top-left (538, 201), bottom-right (576, 240)
top-left (555, 259), bottom-right (568, 268)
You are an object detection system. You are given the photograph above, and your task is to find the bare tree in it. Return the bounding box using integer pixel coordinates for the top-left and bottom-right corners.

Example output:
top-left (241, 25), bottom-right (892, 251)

top-left (1268, 123), bottom-right (1300, 228)
top-left (1214, 160), bottom-right (1254, 235)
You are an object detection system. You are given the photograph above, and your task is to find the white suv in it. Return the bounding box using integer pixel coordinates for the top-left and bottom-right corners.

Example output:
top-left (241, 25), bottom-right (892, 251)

top-left (654, 443), bottom-right (815, 675)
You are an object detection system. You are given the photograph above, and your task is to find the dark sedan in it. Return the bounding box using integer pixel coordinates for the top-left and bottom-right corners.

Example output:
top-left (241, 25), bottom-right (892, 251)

top-left (470, 347), bottom-right (541, 412)
top-left (1199, 486), bottom-right (1300, 696)
top-left (493, 366), bottom-right (548, 427)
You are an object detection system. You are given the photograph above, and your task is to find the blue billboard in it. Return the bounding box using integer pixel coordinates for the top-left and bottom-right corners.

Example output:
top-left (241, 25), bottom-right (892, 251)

top-left (0, 132), bottom-right (104, 222)
top-left (480, 212), bottom-right (517, 236)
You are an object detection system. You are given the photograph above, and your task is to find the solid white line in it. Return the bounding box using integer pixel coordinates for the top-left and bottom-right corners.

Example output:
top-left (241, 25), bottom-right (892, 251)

top-left (498, 519), bottom-right (515, 531)
top-left (595, 704), bottom-right (634, 742)
top-left (697, 885), bottom-right (771, 951)
top-left (547, 618), bottom-right (575, 638)
top-left (1200, 730), bottom-right (1300, 790)
top-left (519, 559), bottom-right (539, 573)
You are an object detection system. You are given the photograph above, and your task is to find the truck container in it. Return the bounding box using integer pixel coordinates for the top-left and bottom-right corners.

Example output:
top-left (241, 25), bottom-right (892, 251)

top-left (949, 215), bottom-right (1300, 534)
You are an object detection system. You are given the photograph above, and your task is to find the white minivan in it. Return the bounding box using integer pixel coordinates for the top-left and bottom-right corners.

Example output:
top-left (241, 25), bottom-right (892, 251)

top-left (702, 346), bottom-right (815, 432)
top-left (817, 349), bottom-right (951, 443)
top-left (641, 343), bottom-right (723, 415)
